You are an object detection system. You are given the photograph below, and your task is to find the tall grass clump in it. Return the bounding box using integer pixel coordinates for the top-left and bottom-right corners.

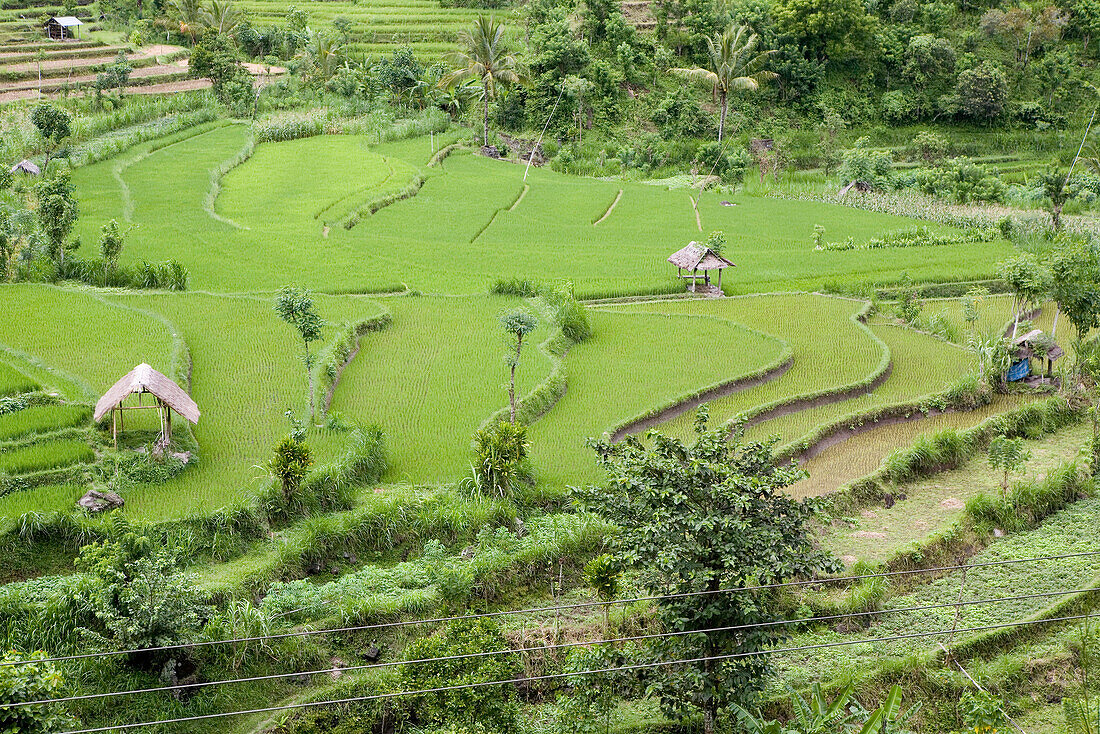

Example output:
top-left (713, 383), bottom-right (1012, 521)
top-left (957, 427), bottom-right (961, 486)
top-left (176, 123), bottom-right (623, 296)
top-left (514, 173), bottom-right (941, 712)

top-left (966, 460), bottom-right (1093, 532)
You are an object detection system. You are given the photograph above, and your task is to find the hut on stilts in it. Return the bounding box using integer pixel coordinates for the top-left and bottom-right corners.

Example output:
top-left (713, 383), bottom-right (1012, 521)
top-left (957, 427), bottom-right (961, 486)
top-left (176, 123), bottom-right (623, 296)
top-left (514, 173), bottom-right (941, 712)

top-left (94, 364), bottom-right (199, 450)
top-left (667, 242), bottom-right (734, 296)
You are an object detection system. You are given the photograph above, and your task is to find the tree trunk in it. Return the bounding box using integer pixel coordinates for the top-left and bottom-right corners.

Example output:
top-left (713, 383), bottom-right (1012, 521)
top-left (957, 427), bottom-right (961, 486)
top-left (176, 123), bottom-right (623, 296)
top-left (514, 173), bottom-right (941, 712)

top-left (509, 334), bottom-right (522, 424)
top-left (718, 91), bottom-right (727, 144)
top-left (483, 81), bottom-right (490, 147)
top-left (1052, 203), bottom-right (1062, 231)
top-left (703, 707), bottom-right (716, 734)
top-left (305, 342), bottom-right (315, 420)
top-left (1052, 305), bottom-right (1060, 340)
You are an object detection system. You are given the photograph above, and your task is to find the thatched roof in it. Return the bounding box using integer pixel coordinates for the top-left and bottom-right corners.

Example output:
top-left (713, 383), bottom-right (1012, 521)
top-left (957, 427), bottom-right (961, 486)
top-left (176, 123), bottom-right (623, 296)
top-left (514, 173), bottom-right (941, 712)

top-left (10, 160), bottom-right (39, 175)
top-left (94, 364), bottom-right (199, 424)
top-left (668, 242), bottom-right (735, 271)
top-left (1013, 329), bottom-right (1065, 361)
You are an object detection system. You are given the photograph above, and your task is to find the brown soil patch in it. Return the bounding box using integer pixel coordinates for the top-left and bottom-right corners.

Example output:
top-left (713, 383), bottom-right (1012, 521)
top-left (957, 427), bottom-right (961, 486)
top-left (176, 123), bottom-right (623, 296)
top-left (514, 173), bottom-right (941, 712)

top-left (852, 531), bottom-right (887, 540)
top-left (0, 44), bottom-right (177, 74)
top-left (939, 497), bottom-right (965, 510)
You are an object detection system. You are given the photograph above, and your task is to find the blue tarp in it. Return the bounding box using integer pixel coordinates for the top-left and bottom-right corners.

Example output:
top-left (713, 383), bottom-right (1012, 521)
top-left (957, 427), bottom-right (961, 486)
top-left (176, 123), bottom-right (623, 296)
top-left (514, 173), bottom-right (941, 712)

top-left (1007, 359), bottom-right (1030, 382)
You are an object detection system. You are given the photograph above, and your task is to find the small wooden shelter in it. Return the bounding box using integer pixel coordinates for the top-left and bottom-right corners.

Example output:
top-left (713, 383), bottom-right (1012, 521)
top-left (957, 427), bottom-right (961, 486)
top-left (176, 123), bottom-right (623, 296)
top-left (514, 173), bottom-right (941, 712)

top-left (10, 160), bottom-right (40, 176)
top-left (668, 242), bottom-right (734, 294)
top-left (44, 16), bottom-right (82, 40)
top-left (94, 364), bottom-right (199, 449)
top-left (1008, 329), bottom-right (1064, 383)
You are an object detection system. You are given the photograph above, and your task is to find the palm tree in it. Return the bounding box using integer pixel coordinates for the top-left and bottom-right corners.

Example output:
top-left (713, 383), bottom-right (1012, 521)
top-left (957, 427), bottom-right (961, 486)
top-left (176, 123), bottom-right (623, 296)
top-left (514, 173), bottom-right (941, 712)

top-left (202, 0), bottom-right (243, 36)
top-left (439, 15), bottom-right (525, 146)
top-left (669, 24), bottom-right (776, 143)
top-left (168, 0), bottom-right (204, 44)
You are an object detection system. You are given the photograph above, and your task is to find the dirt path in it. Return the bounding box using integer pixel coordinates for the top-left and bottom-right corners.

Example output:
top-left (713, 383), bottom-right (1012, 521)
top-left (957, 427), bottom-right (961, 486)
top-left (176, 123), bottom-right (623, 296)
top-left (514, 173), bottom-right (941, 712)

top-left (593, 189), bottom-right (623, 225)
top-left (0, 44), bottom-right (180, 73)
top-left (1, 63), bottom-right (186, 92)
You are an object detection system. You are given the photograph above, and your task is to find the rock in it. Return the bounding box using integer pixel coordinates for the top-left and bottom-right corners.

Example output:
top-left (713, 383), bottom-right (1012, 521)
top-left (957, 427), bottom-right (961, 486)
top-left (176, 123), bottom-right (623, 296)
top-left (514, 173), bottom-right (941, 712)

top-left (342, 551), bottom-right (358, 565)
top-left (329, 565), bottom-right (341, 575)
top-left (461, 545), bottom-right (476, 559)
top-left (170, 451), bottom-right (192, 465)
top-left (939, 497), bottom-right (965, 510)
top-left (883, 494), bottom-right (895, 509)
top-left (720, 200), bottom-right (736, 207)
top-left (364, 645), bottom-right (381, 662)
top-left (307, 561), bottom-right (324, 575)
top-left (329, 657), bottom-right (346, 680)
top-left (77, 489), bottom-right (124, 513)
top-left (993, 528), bottom-right (1005, 537)
top-left (861, 510), bottom-right (878, 519)
top-left (480, 145), bottom-right (501, 159)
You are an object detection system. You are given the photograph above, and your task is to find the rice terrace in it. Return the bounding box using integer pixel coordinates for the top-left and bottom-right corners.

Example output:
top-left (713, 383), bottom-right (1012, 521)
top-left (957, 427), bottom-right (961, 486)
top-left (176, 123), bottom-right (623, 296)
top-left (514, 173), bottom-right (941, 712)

top-left (5, 0), bottom-right (1100, 732)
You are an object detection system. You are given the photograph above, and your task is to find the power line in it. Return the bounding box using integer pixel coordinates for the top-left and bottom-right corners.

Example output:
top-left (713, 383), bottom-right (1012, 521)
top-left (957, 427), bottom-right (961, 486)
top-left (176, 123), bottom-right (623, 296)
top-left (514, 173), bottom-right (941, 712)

top-left (9, 549), bottom-right (1098, 669)
top-left (14, 585), bottom-right (1096, 709)
top-left (56, 612), bottom-right (1097, 734)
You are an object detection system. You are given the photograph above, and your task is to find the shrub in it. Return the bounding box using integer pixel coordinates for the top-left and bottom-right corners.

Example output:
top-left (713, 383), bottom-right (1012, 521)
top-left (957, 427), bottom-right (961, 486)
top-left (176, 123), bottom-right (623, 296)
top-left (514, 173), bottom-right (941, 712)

top-left (399, 618), bottom-right (520, 733)
top-left (270, 435), bottom-right (313, 502)
top-left (839, 137), bottom-right (894, 189)
top-left (471, 421), bottom-right (531, 497)
top-left (0, 650), bottom-right (74, 733)
top-left (916, 157), bottom-right (1005, 204)
top-left (490, 277), bottom-right (541, 297)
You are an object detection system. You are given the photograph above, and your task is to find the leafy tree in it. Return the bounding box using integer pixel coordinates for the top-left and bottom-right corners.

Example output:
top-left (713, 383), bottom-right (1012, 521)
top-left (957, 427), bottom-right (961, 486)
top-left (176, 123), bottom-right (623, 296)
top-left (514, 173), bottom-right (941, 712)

top-left (705, 229), bottom-right (726, 255)
top-left (202, 0), bottom-right (243, 35)
top-left (1078, 338), bottom-right (1100, 472)
top-left (471, 420), bottom-right (530, 496)
top-left (955, 62), bottom-right (1007, 122)
top-left (190, 31), bottom-right (253, 110)
top-left (1039, 165), bottom-right (1073, 231)
top-left (554, 644), bottom-right (630, 734)
top-left (1072, 0), bottom-right (1100, 57)
top-left (75, 525), bottom-right (208, 672)
top-left (100, 219), bottom-right (125, 284)
top-left (168, 0), bottom-right (205, 44)
top-left (904, 34), bottom-right (956, 86)
top-left (989, 435), bottom-right (1031, 495)
top-left (377, 46), bottom-right (424, 104)
top-left (815, 106), bottom-right (847, 176)
top-left (35, 172), bottom-right (79, 269)
top-left (399, 618), bottom-right (520, 733)
top-left (274, 285), bottom-right (324, 419)
top-left (441, 16), bottom-right (525, 146)
top-left (774, 0), bottom-right (876, 63)
top-left (0, 650), bottom-right (74, 733)
top-left (583, 553), bottom-right (620, 632)
top-left (918, 156), bottom-right (1005, 203)
top-left (669, 24), bottom-right (776, 143)
top-left (910, 130), bottom-right (948, 166)
top-left (838, 137), bottom-right (894, 190)
top-left (1048, 239), bottom-right (1100, 347)
top-left (109, 50), bottom-right (133, 96)
top-left (30, 104), bottom-right (71, 170)
top-left (998, 252), bottom-right (1051, 339)
top-left (574, 409), bottom-right (839, 734)
top-left (499, 308), bottom-right (538, 423)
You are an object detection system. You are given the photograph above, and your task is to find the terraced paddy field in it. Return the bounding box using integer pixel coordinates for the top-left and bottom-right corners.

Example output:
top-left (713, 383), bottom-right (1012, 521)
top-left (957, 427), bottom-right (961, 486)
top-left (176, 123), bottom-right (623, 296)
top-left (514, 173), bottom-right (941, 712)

top-left (69, 130), bottom-right (1015, 297)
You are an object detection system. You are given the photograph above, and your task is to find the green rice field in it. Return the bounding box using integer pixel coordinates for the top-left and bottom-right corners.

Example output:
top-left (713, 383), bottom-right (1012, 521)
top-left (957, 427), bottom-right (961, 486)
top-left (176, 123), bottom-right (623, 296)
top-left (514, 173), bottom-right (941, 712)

top-left (0, 438), bottom-right (94, 474)
top-left (0, 405), bottom-right (91, 442)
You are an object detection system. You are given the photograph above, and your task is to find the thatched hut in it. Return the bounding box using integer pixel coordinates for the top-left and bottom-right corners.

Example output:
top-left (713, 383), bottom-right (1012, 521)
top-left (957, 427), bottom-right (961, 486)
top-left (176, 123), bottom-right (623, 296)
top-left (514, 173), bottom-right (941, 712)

top-left (10, 160), bottom-right (40, 176)
top-left (94, 364), bottom-right (199, 449)
top-left (668, 242), bottom-right (734, 294)
top-left (1008, 329), bottom-right (1064, 383)
top-left (44, 16), bottom-right (82, 40)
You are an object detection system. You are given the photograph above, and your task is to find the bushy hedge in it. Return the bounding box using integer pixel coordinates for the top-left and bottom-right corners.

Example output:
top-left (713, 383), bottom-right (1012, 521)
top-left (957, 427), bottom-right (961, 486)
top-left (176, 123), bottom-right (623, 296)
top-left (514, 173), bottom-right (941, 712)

top-left (17, 257), bottom-right (189, 290)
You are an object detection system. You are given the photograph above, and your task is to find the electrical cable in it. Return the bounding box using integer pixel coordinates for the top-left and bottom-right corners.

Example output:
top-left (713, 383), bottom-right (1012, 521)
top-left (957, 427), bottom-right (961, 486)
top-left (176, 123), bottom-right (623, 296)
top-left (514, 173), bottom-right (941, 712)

top-left (56, 611), bottom-right (1099, 734)
top-left (7, 549), bottom-right (1099, 669)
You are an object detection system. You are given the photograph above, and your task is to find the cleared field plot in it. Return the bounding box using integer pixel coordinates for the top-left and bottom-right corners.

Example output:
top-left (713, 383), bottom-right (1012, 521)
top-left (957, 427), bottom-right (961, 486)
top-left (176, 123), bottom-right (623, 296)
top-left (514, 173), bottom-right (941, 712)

top-left (526, 308), bottom-right (786, 487)
top-left (70, 133), bottom-right (1013, 296)
top-left (0, 404), bottom-right (90, 442)
top-left (0, 360), bottom-right (36, 397)
top-left (0, 284), bottom-right (178, 400)
top-left (823, 422), bottom-right (1089, 563)
top-left (612, 294), bottom-right (885, 440)
top-left (328, 295), bottom-right (554, 485)
top-left (0, 438), bottom-right (93, 474)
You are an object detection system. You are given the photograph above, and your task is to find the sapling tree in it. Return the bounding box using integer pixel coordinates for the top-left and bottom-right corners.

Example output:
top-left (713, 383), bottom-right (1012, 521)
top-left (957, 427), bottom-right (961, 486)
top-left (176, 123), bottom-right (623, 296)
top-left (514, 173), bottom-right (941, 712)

top-left (500, 309), bottom-right (538, 424)
top-left (274, 285), bottom-right (324, 419)
top-left (989, 435), bottom-right (1031, 496)
top-left (35, 172), bottom-right (79, 269)
top-left (574, 408), bottom-right (839, 734)
top-left (100, 219), bottom-right (124, 284)
top-left (998, 252), bottom-right (1051, 339)
top-left (31, 103), bottom-right (71, 170)
top-left (1039, 165), bottom-right (1073, 232)
top-left (705, 229), bottom-right (726, 255)
top-left (583, 553), bottom-right (620, 632)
